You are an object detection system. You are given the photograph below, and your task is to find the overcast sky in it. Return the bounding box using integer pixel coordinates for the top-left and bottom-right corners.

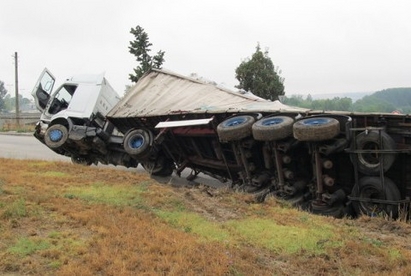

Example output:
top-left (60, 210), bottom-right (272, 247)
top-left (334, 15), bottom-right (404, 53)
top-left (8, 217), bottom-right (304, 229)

top-left (1, 0), bottom-right (410, 99)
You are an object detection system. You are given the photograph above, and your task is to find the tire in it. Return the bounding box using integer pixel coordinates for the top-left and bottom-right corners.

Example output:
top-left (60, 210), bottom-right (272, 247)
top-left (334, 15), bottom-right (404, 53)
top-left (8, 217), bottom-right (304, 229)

top-left (351, 130), bottom-right (396, 175)
top-left (123, 129), bottom-right (153, 158)
top-left (142, 155), bottom-right (174, 177)
top-left (311, 203), bottom-right (345, 218)
top-left (217, 115), bottom-right (255, 142)
top-left (71, 155), bottom-right (93, 166)
top-left (44, 124), bottom-right (68, 149)
top-left (252, 116), bottom-right (294, 141)
top-left (293, 117), bottom-right (340, 141)
top-left (351, 176), bottom-right (401, 218)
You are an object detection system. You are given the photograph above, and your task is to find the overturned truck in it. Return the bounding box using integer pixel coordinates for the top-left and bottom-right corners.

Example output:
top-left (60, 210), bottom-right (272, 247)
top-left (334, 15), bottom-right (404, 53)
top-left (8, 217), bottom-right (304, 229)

top-left (33, 68), bottom-right (411, 218)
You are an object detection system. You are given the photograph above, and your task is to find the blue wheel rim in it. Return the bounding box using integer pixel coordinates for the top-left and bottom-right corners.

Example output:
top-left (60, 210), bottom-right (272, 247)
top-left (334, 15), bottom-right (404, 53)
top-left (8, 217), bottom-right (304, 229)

top-left (262, 118), bottom-right (283, 126)
top-left (49, 129), bottom-right (63, 142)
top-left (302, 118), bottom-right (329, 126)
top-left (129, 135), bottom-right (144, 149)
top-left (224, 117), bottom-right (246, 127)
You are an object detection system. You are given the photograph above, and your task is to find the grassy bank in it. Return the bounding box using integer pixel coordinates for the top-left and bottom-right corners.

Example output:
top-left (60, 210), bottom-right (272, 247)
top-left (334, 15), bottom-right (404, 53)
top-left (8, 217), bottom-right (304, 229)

top-left (0, 158), bottom-right (410, 275)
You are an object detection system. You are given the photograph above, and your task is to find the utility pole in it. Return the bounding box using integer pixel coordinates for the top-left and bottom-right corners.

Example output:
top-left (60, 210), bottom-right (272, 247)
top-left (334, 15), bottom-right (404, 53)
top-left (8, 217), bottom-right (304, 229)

top-left (14, 52), bottom-right (20, 126)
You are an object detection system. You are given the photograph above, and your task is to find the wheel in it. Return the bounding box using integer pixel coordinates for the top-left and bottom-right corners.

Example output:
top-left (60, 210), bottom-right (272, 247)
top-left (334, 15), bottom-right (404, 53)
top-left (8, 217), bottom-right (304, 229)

top-left (252, 116), bottom-right (294, 141)
top-left (44, 124), bottom-right (68, 149)
top-left (123, 129), bottom-right (153, 158)
top-left (293, 117), bottom-right (340, 141)
top-left (310, 202), bottom-right (346, 218)
top-left (351, 130), bottom-right (396, 175)
top-left (351, 176), bottom-right (401, 218)
top-left (142, 155), bottom-right (174, 177)
top-left (71, 155), bottom-right (93, 166)
top-left (217, 115), bottom-right (255, 142)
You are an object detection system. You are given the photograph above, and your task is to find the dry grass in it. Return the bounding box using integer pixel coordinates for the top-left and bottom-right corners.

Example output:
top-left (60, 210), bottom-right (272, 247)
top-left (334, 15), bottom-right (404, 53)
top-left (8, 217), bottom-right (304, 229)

top-left (0, 122), bottom-right (35, 132)
top-left (1, 158), bottom-right (411, 275)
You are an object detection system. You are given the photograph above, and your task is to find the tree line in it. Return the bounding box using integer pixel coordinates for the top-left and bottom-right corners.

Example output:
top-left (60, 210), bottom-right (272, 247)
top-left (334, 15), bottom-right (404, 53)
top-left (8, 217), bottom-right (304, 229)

top-left (282, 87), bottom-right (411, 113)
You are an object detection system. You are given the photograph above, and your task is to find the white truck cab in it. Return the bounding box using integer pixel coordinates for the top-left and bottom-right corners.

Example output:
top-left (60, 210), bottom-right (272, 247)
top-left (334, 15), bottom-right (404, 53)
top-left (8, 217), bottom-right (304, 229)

top-left (32, 68), bottom-right (120, 127)
top-left (31, 68), bottom-right (135, 167)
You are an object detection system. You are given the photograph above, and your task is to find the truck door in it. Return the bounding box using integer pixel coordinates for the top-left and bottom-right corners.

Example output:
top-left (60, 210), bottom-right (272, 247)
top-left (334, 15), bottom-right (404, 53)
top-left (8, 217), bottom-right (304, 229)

top-left (31, 68), bottom-right (55, 112)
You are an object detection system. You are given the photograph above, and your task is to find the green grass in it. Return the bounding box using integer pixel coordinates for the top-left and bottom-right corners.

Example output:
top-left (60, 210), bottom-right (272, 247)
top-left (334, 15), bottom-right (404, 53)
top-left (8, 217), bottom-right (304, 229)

top-left (42, 171), bottom-right (69, 177)
top-left (47, 231), bottom-right (62, 239)
top-left (155, 210), bottom-right (344, 255)
top-left (48, 260), bottom-right (62, 269)
top-left (156, 210), bottom-right (231, 242)
top-left (65, 182), bottom-right (147, 206)
top-left (226, 217), bottom-right (342, 255)
top-left (8, 237), bottom-right (50, 257)
top-left (388, 249), bottom-right (402, 261)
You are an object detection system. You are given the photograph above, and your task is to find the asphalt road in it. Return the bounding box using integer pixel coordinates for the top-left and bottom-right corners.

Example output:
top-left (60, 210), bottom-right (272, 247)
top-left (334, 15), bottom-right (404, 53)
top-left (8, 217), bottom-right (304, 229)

top-left (0, 132), bottom-right (68, 161)
top-left (0, 132), bottom-right (226, 188)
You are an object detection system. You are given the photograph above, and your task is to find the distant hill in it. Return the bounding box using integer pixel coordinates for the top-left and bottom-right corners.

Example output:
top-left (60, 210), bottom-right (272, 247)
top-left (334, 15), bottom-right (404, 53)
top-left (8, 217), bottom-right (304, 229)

top-left (283, 88), bottom-right (411, 113)
top-left (353, 88), bottom-right (411, 113)
top-left (372, 88), bottom-right (411, 107)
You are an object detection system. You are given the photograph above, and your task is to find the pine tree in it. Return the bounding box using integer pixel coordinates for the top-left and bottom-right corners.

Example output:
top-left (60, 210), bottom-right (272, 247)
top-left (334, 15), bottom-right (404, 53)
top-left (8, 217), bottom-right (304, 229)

top-left (128, 26), bottom-right (165, 83)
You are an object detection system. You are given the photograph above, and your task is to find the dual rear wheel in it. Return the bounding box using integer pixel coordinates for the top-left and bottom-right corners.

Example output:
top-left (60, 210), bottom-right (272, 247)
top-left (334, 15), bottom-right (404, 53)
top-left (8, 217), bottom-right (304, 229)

top-left (123, 129), bottom-right (153, 159)
top-left (216, 115), bottom-right (401, 218)
top-left (123, 129), bottom-right (173, 177)
top-left (217, 115), bottom-right (341, 143)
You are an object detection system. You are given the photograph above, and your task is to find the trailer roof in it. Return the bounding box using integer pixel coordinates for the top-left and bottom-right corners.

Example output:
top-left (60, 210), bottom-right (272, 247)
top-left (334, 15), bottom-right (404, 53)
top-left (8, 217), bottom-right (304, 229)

top-left (107, 69), bottom-right (308, 119)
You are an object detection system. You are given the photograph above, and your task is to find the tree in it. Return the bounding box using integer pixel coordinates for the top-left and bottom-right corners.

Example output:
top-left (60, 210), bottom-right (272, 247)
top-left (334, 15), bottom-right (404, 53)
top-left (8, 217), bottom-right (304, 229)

top-left (353, 96), bottom-right (395, 113)
top-left (3, 94), bottom-right (32, 112)
top-left (282, 95), bottom-right (353, 111)
top-left (128, 25), bottom-right (165, 83)
top-left (0, 80), bottom-right (8, 111)
top-left (235, 44), bottom-right (284, 100)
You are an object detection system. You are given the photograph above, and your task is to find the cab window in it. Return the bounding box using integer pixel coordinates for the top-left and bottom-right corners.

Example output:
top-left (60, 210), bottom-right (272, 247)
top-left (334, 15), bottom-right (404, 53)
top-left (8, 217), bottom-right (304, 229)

top-left (48, 84), bottom-right (77, 114)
